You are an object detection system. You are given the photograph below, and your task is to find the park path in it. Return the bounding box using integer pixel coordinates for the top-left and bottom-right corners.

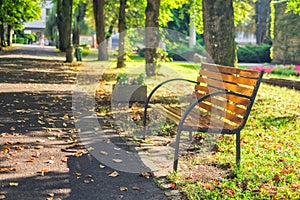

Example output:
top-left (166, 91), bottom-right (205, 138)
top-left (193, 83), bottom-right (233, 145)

top-left (0, 45), bottom-right (168, 200)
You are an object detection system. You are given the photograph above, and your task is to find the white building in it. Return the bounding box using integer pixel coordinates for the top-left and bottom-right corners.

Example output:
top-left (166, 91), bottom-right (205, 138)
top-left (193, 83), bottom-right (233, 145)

top-left (24, 0), bottom-right (53, 33)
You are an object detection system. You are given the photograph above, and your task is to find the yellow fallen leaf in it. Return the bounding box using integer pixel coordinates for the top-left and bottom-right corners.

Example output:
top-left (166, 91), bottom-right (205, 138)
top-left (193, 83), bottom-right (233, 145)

top-left (9, 182), bottom-right (19, 187)
top-left (120, 187), bottom-right (128, 191)
top-left (27, 157), bottom-right (35, 162)
top-left (108, 171), bottom-right (119, 177)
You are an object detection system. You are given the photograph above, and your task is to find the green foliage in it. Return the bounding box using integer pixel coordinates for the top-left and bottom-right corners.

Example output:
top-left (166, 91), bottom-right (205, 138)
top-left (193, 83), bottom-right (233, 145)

top-left (0, 0), bottom-right (41, 25)
top-left (14, 37), bottom-right (26, 44)
top-left (286, 0), bottom-right (300, 15)
top-left (116, 73), bottom-right (145, 85)
top-left (167, 40), bottom-right (206, 61)
top-left (270, 65), bottom-right (298, 76)
top-left (237, 44), bottom-right (272, 63)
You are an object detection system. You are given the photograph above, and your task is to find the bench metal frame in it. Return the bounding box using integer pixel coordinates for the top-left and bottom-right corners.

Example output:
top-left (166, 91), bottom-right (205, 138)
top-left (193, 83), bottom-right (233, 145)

top-left (143, 69), bottom-right (264, 171)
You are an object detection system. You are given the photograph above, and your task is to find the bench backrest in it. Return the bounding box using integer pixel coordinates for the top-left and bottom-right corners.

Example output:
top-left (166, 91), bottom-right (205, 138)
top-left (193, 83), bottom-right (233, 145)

top-left (194, 63), bottom-right (264, 131)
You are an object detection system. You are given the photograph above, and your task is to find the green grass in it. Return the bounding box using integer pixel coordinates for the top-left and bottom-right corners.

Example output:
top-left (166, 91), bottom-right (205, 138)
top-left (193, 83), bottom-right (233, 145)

top-left (88, 57), bottom-right (300, 199)
top-left (179, 83), bottom-right (300, 199)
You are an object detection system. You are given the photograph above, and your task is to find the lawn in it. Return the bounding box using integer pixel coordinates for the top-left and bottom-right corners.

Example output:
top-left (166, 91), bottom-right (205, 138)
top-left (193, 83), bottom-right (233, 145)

top-left (178, 83), bottom-right (300, 199)
top-left (93, 57), bottom-right (300, 199)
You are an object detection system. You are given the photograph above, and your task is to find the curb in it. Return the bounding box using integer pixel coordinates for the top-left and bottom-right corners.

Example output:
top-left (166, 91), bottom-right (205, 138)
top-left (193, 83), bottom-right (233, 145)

top-left (262, 77), bottom-right (300, 90)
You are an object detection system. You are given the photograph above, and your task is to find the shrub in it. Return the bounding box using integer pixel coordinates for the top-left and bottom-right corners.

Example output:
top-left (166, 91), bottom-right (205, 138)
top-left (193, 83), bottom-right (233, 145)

top-left (237, 44), bottom-right (272, 63)
top-left (270, 65), bottom-right (298, 76)
top-left (14, 37), bottom-right (26, 44)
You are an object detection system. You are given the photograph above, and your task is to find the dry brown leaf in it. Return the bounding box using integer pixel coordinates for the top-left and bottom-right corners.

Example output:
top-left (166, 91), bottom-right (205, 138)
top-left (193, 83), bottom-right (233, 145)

top-left (139, 172), bottom-right (152, 179)
top-left (9, 182), bottom-right (19, 187)
top-left (27, 157), bottom-right (35, 162)
top-left (171, 182), bottom-right (177, 189)
top-left (112, 159), bottom-right (123, 163)
top-left (99, 165), bottom-right (105, 169)
top-left (14, 146), bottom-right (24, 151)
top-left (132, 186), bottom-right (140, 190)
top-left (61, 156), bottom-right (68, 163)
top-left (108, 171), bottom-right (119, 177)
top-left (120, 187), bottom-right (128, 191)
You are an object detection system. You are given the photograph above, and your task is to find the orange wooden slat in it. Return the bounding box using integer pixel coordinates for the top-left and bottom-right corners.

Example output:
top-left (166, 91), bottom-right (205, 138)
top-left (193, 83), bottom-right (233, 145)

top-left (201, 63), bottom-right (261, 78)
top-left (199, 69), bottom-right (258, 86)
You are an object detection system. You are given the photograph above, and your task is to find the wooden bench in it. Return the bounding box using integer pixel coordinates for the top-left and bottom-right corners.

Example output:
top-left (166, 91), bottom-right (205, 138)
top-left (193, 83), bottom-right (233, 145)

top-left (143, 63), bottom-right (264, 171)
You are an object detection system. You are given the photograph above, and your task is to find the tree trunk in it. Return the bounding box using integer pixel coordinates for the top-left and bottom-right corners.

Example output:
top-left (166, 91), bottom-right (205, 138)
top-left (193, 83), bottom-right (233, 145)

top-left (117, 0), bottom-right (126, 68)
top-left (189, 8), bottom-right (196, 48)
top-left (56, 0), bottom-right (72, 52)
top-left (93, 0), bottom-right (108, 60)
top-left (202, 0), bottom-right (236, 67)
top-left (0, 24), bottom-right (5, 47)
top-left (73, 2), bottom-right (87, 46)
top-left (7, 24), bottom-right (13, 47)
top-left (255, 0), bottom-right (271, 45)
top-left (145, 0), bottom-right (160, 77)
top-left (65, 0), bottom-right (73, 62)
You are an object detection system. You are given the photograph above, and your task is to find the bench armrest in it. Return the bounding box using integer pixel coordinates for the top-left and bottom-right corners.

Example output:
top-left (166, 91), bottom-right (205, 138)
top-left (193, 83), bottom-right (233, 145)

top-left (173, 90), bottom-right (250, 171)
top-left (143, 78), bottom-right (199, 128)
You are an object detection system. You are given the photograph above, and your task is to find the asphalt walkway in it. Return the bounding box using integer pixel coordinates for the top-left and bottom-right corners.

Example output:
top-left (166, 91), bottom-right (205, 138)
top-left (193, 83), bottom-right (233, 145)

top-left (0, 45), bottom-right (168, 200)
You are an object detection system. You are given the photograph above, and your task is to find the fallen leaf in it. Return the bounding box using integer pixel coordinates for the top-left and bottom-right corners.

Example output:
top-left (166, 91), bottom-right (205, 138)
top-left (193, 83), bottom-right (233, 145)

top-left (112, 159), bottom-right (123, 163)
top-left (14, 146), bottom-right (24, 151)
top-left (100, 151), bottom-right (108, 156)
top-left (45, 159), bottom-right (54, 164)
top-left (27, 157), bottom-right (35, 162)
top-left (37, 168), bottom-right (49, 176)
top-left (99, 165), bottom-right (105, 169)
top-left (139, 172), bottom-right (152, 179)
top-left (61, 156), bottom-right (68, 163)
top-left (108, 171), bottom-right (119, 177)
top-left (171, 182), bottom-right (177, 189)
top-left (75, 150), bottom-right (84, 157)
top-left (120, 187), bottom-right (128, 191)
top-left (47, 193), bottom-right (55, 197)
top-left (9, 151), bottom-right (17, 156)
top-left (33, 151), bottom-right (41, 158)
top-left (9, 182), bottom-right (19, 187)
top-left (226, 188), bottom-right (235, 196)
top-left (0, 167), bottom-right (16, 173)
top-left (132, 186), bottom-right (140, 190)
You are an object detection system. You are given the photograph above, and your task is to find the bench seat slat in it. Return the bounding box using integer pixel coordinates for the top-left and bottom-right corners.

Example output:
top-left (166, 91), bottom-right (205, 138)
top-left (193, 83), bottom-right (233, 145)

top-left (193, 93), bottom-right (247, 116)
top-left (197, 77), bottom-right (254, 97)
top-left (199, 70), bottom-right (258, 86)
top-left (201, 63), bottom-right (261, 78)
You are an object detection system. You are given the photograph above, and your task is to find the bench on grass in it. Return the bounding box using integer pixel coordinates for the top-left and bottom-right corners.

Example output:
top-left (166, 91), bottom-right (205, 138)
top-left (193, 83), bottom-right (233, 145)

top-left (143, 63), bottom-right (264, 171)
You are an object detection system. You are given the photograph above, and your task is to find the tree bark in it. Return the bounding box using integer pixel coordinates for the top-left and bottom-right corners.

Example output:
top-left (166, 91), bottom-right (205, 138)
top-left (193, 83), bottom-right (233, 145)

top-left (0, 24), bottom-right (5, 47)
top-left (117, 0), bottom-right (126, 68)
top-left (255, 0), bottom-right (271, 45)
top-left (93, 0), bottom-right (108, 60)
top-left (7, 24), bottom-right (13, 47)
top-left (202, 0), bottom-right (236, 67)
top-left (73, 2), bottom-right (87, 46)
top-left (145, 0), bottom-right (160, 77)
top-left (56, 0), bottom-right (72, 52)
top-left (65, 0), bottom-right (73, 62)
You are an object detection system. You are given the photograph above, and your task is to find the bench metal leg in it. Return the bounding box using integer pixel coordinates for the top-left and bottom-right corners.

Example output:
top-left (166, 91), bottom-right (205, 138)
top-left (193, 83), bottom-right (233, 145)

top-left (236, 131), bottom-right (241, 166)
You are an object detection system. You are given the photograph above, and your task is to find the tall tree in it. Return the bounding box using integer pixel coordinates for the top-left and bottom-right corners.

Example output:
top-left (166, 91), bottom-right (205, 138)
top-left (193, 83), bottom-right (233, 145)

top-left (57, 0), bottom-right (73, 52)
top-left (202, 0), bottom-right (236, 67)
top-left (0, 0), bottom-right (41, 47)
top-left (93, 0), bottom-right (108, 60)
top-left (117, 0), bottom-right (126, 68)
top-left (145, 0), bottom-right (161, 77)
top-left (73, 1), bottom-right (87, 46)
top-left (255, 0), bottom-right (271, 44)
